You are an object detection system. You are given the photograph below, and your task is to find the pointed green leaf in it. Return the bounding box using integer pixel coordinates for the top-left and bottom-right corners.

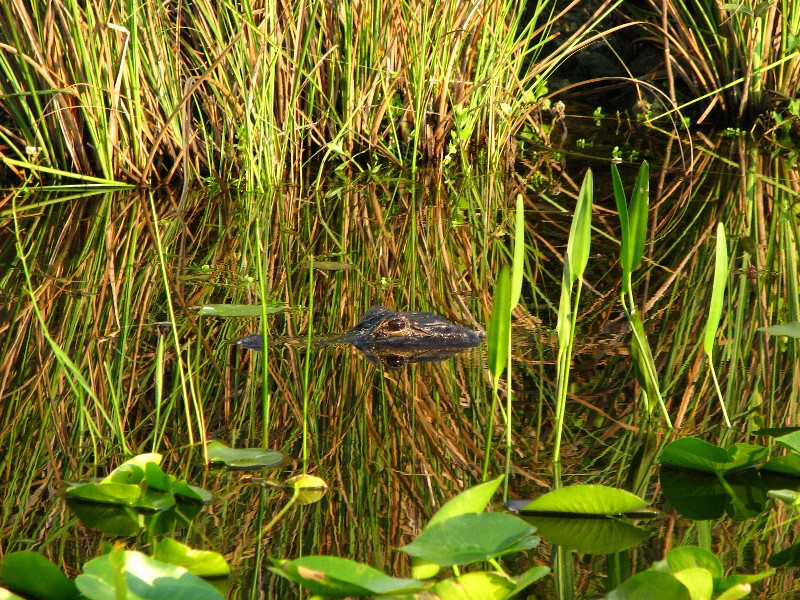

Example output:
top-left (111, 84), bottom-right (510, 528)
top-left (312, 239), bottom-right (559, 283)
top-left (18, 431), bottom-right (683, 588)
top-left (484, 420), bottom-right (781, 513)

top-left (628, 161), bottom-right (650, 273)
top-left (704, 223), bottom-right (728, 355)
top-left (567, 169), bottom-right (593, 283)
top-left (487, 267), bottom-right (511, 379)
top-left (153, 539), bottom-right (230, 577)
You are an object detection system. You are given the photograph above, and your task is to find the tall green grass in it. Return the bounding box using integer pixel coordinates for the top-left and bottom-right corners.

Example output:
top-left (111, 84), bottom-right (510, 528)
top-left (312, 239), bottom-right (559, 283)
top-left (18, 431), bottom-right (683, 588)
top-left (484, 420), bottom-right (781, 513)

top-left (636, 0), bottom-right (800, 123)
top-left (0, 0), bottom-right (615, 187)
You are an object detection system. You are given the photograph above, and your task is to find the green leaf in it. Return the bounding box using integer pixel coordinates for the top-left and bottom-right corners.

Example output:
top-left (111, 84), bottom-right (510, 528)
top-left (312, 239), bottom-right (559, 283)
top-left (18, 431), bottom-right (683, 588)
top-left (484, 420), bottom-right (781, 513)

top-left (76, 549), bottom-right (224, 600)
top-left (102, 454), bottom-right (162, 485)
top-left (429, 572), bottom-right (514, 599)
top-left (519, 484), bottom-right (649, 515)
top-left (172, 481), bottom-right (213, 503)
top-left (269, 556), bottom-right (423, 597)
top-left (0, 551), bottom-right (78, 600)
top-left (65, 482), bottom-right (143, 506)
top-left (758, 321), bottom-right (800, 337)
top-left (426, 475), bottom-right (503, 529)
top-left (665, 546), bottom-right (723, 579)
top-left (659, 437), bottom-right (768, 474)
top-left (399, 513), bottom-right (539, 566)
top-left (704, 223), bottom-right (728, 355)
top-left (487, 267), bottom-right (511, 380)
top-left (775, 429), bottom-right (800, 454)
top-left (762, 454), bottom-right (800, 476)
top-left (190, 304), bottom-right (284, 317)
top-left (525, 515), bottom-right (651, 554)
top-left (610, 163), bottom-right (630, 272)
top-left (607, 570), bottom-right (691, 600)
top-left (672, 567), bottom-right (713, 600)
top-left (152, 539), bottom-right (230, 577)
top-left (627, 161), bottom-right (650, 273)
top-left (207, 441), bottom-right (287, 469)
top-left (566, 169), bottom-right (593, 283)
top-left (144, 462), bottom-right (176, 492)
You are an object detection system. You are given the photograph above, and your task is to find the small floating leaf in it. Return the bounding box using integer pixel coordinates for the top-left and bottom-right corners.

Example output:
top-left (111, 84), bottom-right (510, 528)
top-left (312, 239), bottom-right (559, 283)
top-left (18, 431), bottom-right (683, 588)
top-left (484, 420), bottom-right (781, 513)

top-left (190, 304), bottom-right (284, 317)
top-left (207, 441), bottom-right (287, 470)
top-left (430, 572), bottom-right (514, 599)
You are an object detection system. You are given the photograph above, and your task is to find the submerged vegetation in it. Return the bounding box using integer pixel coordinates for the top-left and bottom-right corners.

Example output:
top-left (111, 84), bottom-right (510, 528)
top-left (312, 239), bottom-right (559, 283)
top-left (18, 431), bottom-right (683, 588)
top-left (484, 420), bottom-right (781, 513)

top-left (1, 0), bottom-right (800, 598)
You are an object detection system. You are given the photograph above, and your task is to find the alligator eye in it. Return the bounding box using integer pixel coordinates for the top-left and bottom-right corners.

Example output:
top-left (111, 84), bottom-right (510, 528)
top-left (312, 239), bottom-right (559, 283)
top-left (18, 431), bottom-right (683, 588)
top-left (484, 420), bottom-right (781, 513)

top-left (384, 318), bottom-right (407, 333)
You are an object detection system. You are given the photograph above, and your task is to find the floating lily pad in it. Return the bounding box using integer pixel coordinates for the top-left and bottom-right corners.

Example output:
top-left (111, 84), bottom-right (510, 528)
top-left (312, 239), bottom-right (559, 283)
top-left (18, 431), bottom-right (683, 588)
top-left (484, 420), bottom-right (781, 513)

top-left (207, 441), bottom-right (287, 470)
top-left (517, 484), bottom-right (649, 515)
top-left (659, 437), bottom-right (768, 474)
top-left (76, 548), bottom-right (224, 600)
top-left (269, 556), bottom-right (424, 597)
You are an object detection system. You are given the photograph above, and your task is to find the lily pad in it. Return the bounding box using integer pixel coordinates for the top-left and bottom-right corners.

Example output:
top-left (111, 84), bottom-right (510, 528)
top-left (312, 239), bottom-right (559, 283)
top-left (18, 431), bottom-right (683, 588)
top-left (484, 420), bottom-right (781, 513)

top-left (269, 556), bottom-right (423, 597)
top-left (152, 539), bottom-right (230, 577)
top-left (207, 441), bottom-right (287, 470)
top-left (525, 516), bottom-right (651, 554)
top-left (518, 484), bottom-right (649, 515)
top-left (399, 512), bottom-right (539, 567)
top-left (76, 549), bottom-right (224, 600)
top-left (0, 551), bottom-right (77, 600)
top-left (659, 438), bottom-right (768, 474)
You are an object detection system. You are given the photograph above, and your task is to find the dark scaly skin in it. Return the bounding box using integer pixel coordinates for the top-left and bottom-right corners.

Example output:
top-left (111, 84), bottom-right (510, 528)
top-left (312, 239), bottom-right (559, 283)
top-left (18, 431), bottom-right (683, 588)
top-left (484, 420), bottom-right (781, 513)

top-left (236, 306), bottom-right (483, 369)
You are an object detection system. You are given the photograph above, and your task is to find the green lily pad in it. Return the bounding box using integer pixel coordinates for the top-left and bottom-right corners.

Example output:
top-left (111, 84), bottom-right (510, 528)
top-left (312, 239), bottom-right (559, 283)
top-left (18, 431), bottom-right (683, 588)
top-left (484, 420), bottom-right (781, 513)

top-left (207, 441), bottom-right (287, 470)
top-left (762, 454), bottom-right (800, 476)
top-left (519, 484), bottom-right (649, 515)
top-left (429, 572), bottom-right (514, 599)
top-left (152, 539), bottom-right (229, 577)
top-left (775, 430), bottom-right (800, 455)
top-left (65, 482), bottom-right (143, 506)
top-left (660, 438), bottom-right (768, 474)
top-left (103, 454), bottom-right (162, 485)
top-left (269, 556), bottom-right (424, 597)
top-left (399, 513), bottom-right (539, 567)
top-left (0, 551), bottom-right (77, 600)
top-left (76, 549), bottom-right (224, 600)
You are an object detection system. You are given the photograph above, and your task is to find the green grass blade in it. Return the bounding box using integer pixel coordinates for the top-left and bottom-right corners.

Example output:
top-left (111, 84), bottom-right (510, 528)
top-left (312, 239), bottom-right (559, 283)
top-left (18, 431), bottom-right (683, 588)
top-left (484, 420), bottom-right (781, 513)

top-left (511, 194), bottom-right (525, 308)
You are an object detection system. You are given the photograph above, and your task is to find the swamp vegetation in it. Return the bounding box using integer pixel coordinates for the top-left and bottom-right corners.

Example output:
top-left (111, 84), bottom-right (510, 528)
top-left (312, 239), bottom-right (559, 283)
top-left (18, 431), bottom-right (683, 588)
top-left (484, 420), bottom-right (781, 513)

top-left (1, 0), bottom-right (800, 599)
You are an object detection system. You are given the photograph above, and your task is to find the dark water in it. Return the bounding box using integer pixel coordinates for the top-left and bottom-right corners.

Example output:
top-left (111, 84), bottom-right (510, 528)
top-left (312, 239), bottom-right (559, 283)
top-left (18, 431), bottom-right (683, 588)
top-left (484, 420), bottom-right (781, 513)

top-left (1, 121), bottom-right (798, 598)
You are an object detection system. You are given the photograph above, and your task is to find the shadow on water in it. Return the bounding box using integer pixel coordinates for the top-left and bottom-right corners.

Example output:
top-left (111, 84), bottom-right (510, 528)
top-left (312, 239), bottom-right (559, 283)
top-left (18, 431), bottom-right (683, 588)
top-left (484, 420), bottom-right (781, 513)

top-left (0, 126), bottom-right (798, 597)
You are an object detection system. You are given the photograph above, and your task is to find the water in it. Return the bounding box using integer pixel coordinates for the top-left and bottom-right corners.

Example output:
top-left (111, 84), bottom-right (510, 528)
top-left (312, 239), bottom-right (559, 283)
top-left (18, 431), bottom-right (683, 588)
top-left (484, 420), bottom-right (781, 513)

top-left (1, 124), bottom-right (798, 598)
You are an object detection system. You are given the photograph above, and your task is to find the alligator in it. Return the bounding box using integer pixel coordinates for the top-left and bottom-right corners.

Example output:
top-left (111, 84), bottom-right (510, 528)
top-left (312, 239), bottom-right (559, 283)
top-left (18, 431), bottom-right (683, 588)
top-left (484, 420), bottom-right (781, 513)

top-left (236, 305), bottom-right (484, 369)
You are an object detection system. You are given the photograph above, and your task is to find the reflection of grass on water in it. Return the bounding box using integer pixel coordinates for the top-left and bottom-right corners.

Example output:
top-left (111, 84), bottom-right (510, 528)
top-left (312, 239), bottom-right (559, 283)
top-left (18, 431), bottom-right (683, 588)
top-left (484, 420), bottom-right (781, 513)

top-left (1, 151), bottom-right (798, 595)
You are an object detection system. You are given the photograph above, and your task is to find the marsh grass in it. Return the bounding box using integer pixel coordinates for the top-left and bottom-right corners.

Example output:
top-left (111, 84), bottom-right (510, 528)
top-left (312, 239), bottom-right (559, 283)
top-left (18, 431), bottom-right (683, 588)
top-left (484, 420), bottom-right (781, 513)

top-left (0, 0), bottom-right (616, 186)
top-left (636, 0), bottom-right (800, 123)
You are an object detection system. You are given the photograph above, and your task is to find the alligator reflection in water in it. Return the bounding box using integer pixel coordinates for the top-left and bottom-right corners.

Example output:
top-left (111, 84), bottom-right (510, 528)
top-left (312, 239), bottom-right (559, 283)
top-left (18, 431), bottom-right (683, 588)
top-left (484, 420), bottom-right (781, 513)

top-left (236, 305), bottom-right (484, 369)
